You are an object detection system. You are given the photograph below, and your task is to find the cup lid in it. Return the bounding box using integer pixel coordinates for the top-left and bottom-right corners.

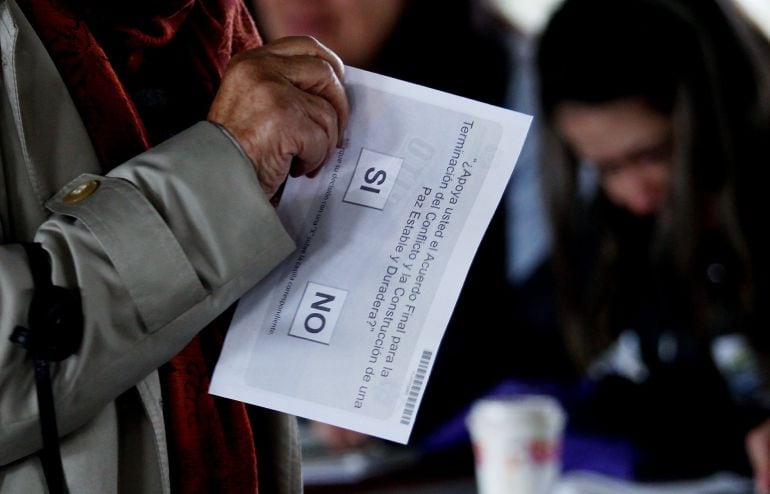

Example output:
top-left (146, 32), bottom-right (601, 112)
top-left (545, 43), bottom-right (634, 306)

top-left (466, 394), bottom-right (566, 434)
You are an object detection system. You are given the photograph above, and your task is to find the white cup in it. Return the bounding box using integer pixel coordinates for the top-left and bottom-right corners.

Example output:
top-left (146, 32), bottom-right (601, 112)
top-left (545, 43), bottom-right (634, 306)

top-left (466, 395), bottom-right (566, 494)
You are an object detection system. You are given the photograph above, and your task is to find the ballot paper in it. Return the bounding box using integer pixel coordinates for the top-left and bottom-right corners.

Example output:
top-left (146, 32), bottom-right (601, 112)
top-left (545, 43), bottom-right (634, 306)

top-left (210, 66), bottom-right (531, 444)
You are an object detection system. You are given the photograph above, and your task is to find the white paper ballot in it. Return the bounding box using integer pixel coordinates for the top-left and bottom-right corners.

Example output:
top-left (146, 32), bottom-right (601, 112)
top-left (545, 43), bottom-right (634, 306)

top-left (210, 67), bottom-right (532, 444)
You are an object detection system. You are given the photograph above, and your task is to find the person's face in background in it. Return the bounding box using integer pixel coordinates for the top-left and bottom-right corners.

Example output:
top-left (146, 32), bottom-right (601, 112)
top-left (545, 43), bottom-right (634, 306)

top-left (554, 98), bottom-right (674, 217)
top-left (252, 0), bottom-right (408, 68)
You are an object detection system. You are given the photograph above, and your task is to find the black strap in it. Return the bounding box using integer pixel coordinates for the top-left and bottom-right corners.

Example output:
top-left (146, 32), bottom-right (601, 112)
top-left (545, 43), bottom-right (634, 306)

top-left (9, 242), bottom-right (81, 494)
top-left (33, 357), bottom-right (68, 494)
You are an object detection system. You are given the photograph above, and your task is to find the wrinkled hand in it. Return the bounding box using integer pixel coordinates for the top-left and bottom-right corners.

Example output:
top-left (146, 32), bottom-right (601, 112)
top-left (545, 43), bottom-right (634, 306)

top-left (208, 36), bottom-right (349, 198)
top-left (747, 418), bottom-right (770, 494)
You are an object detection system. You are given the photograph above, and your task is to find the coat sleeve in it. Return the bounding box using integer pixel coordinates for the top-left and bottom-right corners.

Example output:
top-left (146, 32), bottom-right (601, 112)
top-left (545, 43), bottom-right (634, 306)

top-left (0, 121), bottom-right (296, 465)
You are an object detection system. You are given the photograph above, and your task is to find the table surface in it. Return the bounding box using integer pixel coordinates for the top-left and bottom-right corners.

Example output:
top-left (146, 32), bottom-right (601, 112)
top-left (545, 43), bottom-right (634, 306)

top-left (302, 452), bottom-right (754, 494)
top-left (306, 476), bottom-right (477, 494)
top-left (305, 471), bottom-right (755, 494)
top-left (302, 439), bottom-right (478, 493)
top-left (298, 425), bottom-right (753, 494)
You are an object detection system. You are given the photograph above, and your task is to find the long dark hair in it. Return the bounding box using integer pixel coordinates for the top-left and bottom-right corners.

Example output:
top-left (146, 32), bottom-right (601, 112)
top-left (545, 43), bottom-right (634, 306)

top-left (536, 0), bottom-right (770, 368)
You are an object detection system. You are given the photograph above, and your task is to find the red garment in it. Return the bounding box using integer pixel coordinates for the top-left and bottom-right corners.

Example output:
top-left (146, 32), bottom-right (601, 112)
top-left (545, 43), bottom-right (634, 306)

top-left (20, 1), bottom-right (262, 492)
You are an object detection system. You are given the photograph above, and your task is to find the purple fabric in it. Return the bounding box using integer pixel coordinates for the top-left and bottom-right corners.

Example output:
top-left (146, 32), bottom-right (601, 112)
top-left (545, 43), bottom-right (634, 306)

top-left (416, 378), bottom-right (638, 479)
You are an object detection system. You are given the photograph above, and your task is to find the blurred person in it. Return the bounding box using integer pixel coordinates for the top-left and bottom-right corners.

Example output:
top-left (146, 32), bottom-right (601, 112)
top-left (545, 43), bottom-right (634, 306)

top-left (484, 0), bottom-right (564, 286)
top-left (250, 0), bottom-right (513, 458)
top-left (1, 1), bottom-right (347, 493)
top-left (250, 0), bottom-right (407, 70)
top-left (478, 0), bottom-right (574, 381)
top-left (537, 0), bottom-right (770, 485)
top-left (250, 0), bottom-right (509, 105)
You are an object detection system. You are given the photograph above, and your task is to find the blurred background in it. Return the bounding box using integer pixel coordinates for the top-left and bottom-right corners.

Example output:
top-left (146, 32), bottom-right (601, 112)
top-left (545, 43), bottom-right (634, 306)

top-left (245, 0), bottom-right (770, 492)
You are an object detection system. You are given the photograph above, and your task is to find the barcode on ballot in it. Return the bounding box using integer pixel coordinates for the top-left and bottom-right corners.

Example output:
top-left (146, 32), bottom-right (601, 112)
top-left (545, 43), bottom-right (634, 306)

top-left (400, 350), bottom-right (433, 425)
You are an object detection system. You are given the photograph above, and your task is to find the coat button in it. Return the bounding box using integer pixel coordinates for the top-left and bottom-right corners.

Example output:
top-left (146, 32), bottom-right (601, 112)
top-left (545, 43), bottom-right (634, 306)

top-left (63, 180), bottom-right (99, 204)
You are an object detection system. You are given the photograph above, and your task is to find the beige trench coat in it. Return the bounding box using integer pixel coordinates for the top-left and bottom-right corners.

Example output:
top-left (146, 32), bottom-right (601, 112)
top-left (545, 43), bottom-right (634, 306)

top-left (0, 1), bottom-right (303, 492)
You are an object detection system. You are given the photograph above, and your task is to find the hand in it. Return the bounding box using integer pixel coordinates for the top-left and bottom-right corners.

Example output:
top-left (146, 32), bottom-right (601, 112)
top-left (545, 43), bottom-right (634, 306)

top-left (208, 36), bottom-right (349, 198)
top-left (311, 421), bottom-right (372, 451)
top-left (746, 418), bottom-right (770, 494)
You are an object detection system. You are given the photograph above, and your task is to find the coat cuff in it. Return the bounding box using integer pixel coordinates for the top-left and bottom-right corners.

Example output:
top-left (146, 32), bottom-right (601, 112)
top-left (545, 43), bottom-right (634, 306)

top-left (46, 174), bottom-right (207, 332)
